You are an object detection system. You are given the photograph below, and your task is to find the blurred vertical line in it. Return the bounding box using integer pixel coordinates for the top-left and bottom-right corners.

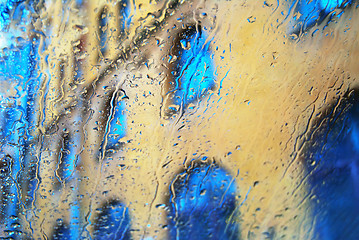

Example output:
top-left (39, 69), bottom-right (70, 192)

top-left (69, 108), bottom-right (82, 240)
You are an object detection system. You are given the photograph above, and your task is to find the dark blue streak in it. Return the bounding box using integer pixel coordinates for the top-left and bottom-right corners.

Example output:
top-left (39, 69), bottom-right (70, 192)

top-left (306, 91), bottom-right (359, 239)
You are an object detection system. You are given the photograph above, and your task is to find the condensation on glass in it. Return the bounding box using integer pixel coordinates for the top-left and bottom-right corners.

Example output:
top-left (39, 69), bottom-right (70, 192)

top-left (0, 0), bottom-right (358, 239)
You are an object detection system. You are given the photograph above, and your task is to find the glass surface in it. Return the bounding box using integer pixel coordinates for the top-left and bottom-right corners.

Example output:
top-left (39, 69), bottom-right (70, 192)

top-left (0, 0), bottom-right (359, 239)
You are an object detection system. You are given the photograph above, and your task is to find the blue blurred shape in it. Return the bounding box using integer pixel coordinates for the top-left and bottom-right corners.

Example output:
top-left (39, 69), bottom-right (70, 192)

top-left (52, 221), bottom-right (71, 240)
top-left (99, 0), bottom-right (130, 56)
top-left (0, 0), bottom-right (28, 30)
top-left (170, 27), bottom-right (216, 111)
top-left (307, 91), bottom-right (359, 239)
top-left (120, 0), bottom-right (131, 31)
top-left (106, 99), bottom-right (126, 149)
top-left (168, 162), bottom-right (239, 240)
top-left (0, 34), bottom-right (40, 237)
top-left (99, 7), bottom-right (108, 56)
top-left (57, 135), bottom-right (77, 182)
top-left (289, 0), bottom-right (353, 33)
top-left (93, 200), bottom-right (131, 240)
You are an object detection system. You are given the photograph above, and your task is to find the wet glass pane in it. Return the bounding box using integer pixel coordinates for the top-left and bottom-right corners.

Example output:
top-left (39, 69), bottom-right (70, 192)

top-left (0, 0), bottom-right (359, 239)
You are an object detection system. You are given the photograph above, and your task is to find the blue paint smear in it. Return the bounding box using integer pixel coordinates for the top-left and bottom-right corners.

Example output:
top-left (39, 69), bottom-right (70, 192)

top-left (168, 163), bottom-right (239, 240)
top-left (93, 200), bottom-right (131, 240)
top-left (170, 27), bottom-right (216, 110)
top-left (289, 0), bottom-right (353, 33)
top-left (307, 92), bottom-right (359, 239)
